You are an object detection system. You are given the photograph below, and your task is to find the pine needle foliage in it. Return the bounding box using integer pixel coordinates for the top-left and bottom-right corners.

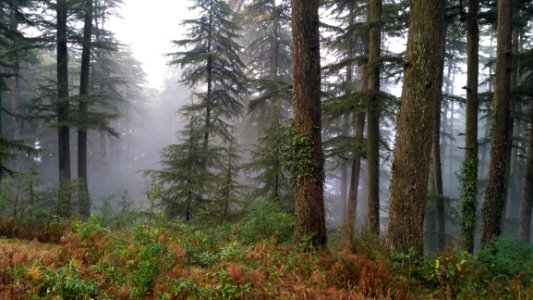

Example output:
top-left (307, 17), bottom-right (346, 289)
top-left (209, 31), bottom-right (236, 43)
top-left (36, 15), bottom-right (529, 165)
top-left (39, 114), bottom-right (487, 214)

top-left (147, 106), bottom-right (216, 221)
top-left (169, 0), bottom-right (247, 148)
top-left (240, 0), bottom-right (293, 203)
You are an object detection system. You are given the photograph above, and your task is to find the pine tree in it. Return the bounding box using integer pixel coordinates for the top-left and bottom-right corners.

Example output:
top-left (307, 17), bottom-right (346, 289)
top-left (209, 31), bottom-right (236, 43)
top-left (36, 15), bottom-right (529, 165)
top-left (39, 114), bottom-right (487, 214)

top-left (55, 0), bottom-right (72, 217)
top-left (0, 0), bottom-right (36, 179)
top-left (169, 0), bottom-right (247, 163)
top-left (321, 0), bottom-right (367, 243)
top-left (77, 0), bottom-right (94, 219)
top-left (148, 106), bottom-right (215, 221)
top-left (241, 0), bottom-right (293, 203)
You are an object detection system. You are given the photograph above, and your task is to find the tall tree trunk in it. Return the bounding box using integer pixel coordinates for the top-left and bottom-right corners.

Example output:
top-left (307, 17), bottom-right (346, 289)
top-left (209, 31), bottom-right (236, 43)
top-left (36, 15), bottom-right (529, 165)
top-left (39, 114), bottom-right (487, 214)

top-left (203, 11), bottom-right (213, 166)
top-left (10, 0), bottom-right (21, 143)
top-left (366, 0), bottom-right (381, 235)
top-left (269, 0), bottom-right (281, 201)
top-left (481, 0), bottom-right (513, 244)
top-left (431, 21), bottom-right (448, 251)
top-left (223, 137), bottom-right (235, 219)
top-left (388, 0), bottom-right (446, 256)
top-left (340, 114), bottom-right (350, 210)
top-left (520, 109), bottom-right (533, 242)
top-left (0, 93), bottom-right (3, 181)
top-left (291, 0), bottom-right (327, 247)
top-left (505, 27), bottom-right (522, 220)
top-left (343, 2), bottom-right (365, 245)
top-left (432, 86), bottom-right (445, 250)
top-left (78, 0), bottom-right (94, 219)
top-left (56, 0), bottom-right (71, 218)
top-left (479, 35), bottom-right (495, 179)
top-left (461, 0), bottom-right (479, 254)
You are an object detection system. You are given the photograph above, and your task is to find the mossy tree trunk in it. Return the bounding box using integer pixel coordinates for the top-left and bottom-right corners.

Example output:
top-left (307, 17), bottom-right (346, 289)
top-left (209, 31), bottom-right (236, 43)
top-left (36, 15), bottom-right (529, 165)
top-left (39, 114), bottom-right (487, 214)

top-left (481, 0), bottom-right (512, 244)
top-left (56, 0), bottom-right (71, 218)
top-left (291, 0), bottom-right (327, 247)
top-left (366, 0), bottom-right (381, 235)
top-left (388, 0), bottom-right (446, 256)
top-left (460, 0), bottom-right (479, 253)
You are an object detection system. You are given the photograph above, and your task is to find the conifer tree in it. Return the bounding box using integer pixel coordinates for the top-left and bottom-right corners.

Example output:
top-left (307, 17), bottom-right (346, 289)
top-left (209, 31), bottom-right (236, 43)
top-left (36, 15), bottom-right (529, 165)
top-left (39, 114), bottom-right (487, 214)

top-left (148, 107), bottom-right (214, 220)
top-left (241, 0), bottom-right (293, 203)
top-left (77, 0), bottom-right (94, 219)
top-left (55, 0), bottom-right (72, 217)
top-left (169, 0), bottom-right (247, 164)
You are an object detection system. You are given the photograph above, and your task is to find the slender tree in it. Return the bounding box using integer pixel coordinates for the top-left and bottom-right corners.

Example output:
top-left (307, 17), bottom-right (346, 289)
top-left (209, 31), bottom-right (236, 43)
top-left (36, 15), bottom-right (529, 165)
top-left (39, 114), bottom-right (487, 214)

top-left (291, 0), bottom-right (327, 246)
top-left (366, 0), bottom-right (381, 235)
top-left (460, 0), bottom-right (479, 253)
top-left (56, 0), bottom-right (71, 217)
top-left (169, 0), bottom-right (247, 166)
top-left (520, 107), bottom-right (533, 242)
top-left (148, 107), bottom-right (213, 221)
top-left (78, 0), bottom-right (94, 219)
top-left (482, 0), bottom-right (513, 244)
top-left (242, 0), bottom-right (293, 203)
top-left (388, 0), bottom-right (447, 255)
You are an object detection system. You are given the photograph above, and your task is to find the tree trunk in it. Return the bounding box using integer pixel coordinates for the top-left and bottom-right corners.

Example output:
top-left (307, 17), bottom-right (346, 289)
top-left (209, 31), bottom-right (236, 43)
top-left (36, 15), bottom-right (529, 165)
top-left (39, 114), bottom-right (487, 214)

top-left (461, 0), bottom-right (479, 254)
top-left (505, 27), bottom-right (522, 220)
top-left (0, 93), bottom-right (3, 181)
top-left (520, 109), bottom-right (533, 242)
top-left (481, 0), bottom-right (512, 244)
top-left (223, 138), bottom-right (234, 219)
top-left (388, 0), bottom-right (446, 256)
top-left (10, 0), bottom-right (21, 143)
top-left (78, 0), bottom-right (94, 219)
top-left (343, 2), bottom-right (365, 245)
top-left (56, 0), bottom-right (71, 218)
top-left (340, 114), bottom-right (350, 210)
top-left (432, 90), bottom-right (445, 250)
top-left (203, 10), bottom-right (213, 167)
top-left (291, 0), bottom-right (327, 247)
top-left (366, 0), bottom-right (381, 235)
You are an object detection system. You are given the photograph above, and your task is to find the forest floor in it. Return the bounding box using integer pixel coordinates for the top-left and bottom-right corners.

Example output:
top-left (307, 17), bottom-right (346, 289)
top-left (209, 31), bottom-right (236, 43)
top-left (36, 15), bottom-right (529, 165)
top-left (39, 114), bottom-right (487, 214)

top-left (0, 210), bottom-right (532, 299)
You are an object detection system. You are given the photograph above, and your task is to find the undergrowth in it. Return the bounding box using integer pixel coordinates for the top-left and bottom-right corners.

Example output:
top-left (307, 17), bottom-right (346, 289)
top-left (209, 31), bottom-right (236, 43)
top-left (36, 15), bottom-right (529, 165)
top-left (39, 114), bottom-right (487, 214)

top-left (0, 201), bottom-right (532, 299)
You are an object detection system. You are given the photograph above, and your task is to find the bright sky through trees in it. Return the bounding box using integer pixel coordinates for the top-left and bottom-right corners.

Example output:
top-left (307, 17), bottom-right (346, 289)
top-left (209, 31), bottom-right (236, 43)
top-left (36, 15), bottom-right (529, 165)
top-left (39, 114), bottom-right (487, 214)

top-left (109, 0), bottom-right (193, 89)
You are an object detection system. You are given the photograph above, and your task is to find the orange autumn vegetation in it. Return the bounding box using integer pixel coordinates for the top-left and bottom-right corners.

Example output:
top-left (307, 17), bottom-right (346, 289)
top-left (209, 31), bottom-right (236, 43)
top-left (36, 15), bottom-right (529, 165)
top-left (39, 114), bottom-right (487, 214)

top-left (0, 218), bottom-right (414, 299)
top-left (1, 216), bottom-right (532, 299)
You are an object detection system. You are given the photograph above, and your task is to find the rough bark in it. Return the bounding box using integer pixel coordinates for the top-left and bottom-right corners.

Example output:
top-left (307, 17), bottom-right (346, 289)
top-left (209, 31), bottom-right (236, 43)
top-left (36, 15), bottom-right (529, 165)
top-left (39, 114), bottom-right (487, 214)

top-left (366, 0), bottom-right (381, 235)
top-left (520, 109), bottom-right (533, 242)
top-left (291, 0), bottom-right (327, 247)
top-left (460, 0), bottom-right (479, 253)
top-left (78, 0), bottom-right (94, 219)
top-left (388, 0), bottom-right (446, 255)
top-left (56, 0), bottom-right (71, 218)
top-left (481, 0), bottom-right (512, 244)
